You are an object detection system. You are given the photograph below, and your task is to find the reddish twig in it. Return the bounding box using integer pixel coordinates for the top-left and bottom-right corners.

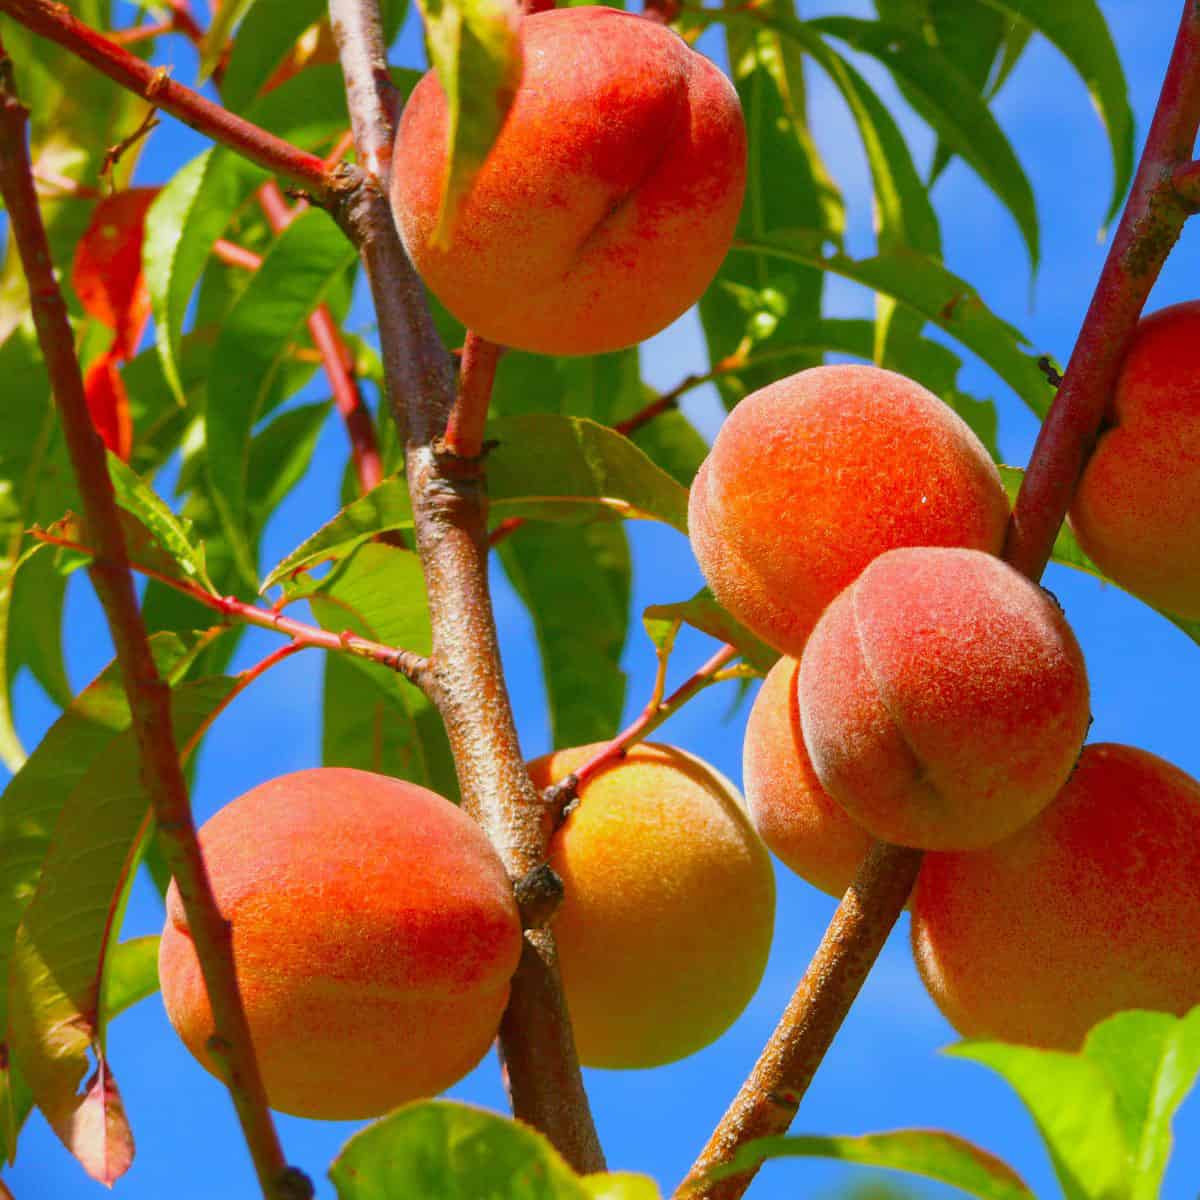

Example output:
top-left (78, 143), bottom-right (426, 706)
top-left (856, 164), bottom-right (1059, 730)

top-left (1173, 158), bottom-right (1200, 208)
top-left (212, 237), bottom-right (263, 272)
top-left (1004, 0), bottom-right (1200, 579)
top-left (444, 332), bottom-right (504, 458)
top-left (258, 181), bottom-right (383, 492)
top-left (0, 44), bottom-right (305, 1200)
top-left (677, 5), bottom-right (1200, 1197)
top-left (330, 0), bottom-right (604, 1171)
top-left (0, 0), bottom-right (334, 200)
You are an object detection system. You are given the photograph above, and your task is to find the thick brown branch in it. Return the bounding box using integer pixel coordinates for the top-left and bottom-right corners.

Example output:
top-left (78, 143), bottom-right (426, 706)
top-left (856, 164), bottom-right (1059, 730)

top-left (678, 5), bottom-right (1200, 1197)
top-left (0, 47), bottom-right (305, 1200)
top-left (330, 0), bottom-right (604, 1171)
top-left (1004, 0), bottom-right (1200, 578)
top-left (0, 0), bottom-right (333, 199)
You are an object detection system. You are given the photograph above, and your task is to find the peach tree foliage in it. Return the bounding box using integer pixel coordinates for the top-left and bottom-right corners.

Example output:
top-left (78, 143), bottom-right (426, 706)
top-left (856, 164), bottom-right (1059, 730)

top-left (1, 0), bottom-right (1199, 1198)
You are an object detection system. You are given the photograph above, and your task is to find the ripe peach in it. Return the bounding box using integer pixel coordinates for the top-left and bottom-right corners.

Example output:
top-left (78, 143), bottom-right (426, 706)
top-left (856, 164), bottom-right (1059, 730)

top-left (689, 365), bottom-right (1010, 658)
top-left (528, 743), bottom-right (774, 1068)
top-left (799, 547), bottom-right (1090, 851)
top-left (912, 744), bottom-right (1200, 1049)
top-left (743, 656), bottom-right (874, 898)
top-left (158, 768), bottom-right (522, 1120)
top-left (391, 6), bottom-right (746, 355)
top-left (1070, 301), bottom-right (1200, 618)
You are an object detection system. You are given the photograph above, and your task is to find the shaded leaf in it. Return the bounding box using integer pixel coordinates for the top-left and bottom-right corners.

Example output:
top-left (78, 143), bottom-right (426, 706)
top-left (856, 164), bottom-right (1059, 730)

top-left (710, 1130), bottom-right (1033, 1199)
top-left (198, 0), bottom-right (255, 82)
top-left (220, 0), bottom-right (329, 111)
top-left (415, 0), bottom-right (523, 246)
top-left (329, 1099), bottom-right (659, 1199)
top-left (499, 521), bottom-right (629, 747)
top-left (643, 590), bottom-right (778, 677)
top-left (99, 937), bottom-right (161, 1025)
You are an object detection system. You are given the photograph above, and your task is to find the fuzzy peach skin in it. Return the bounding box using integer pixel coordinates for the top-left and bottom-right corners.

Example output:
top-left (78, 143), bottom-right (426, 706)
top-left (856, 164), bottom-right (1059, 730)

top-left (689, 365), bottom-right (1010, 658)
top-left (798, 547), bottom-right (1091, 851)
top-left (1069, 301), bottom-right (1200, 618)
top-left (912, 744), bottom-right (1200, 1049)
top-left (743, 656), bottom-right (874, 898)
top-left (158, 768), bottom-right (522, 1120)
top-left (527, 743), bottom-right (774, 1068)
top-left (391, 6), bottom-right (746, 356)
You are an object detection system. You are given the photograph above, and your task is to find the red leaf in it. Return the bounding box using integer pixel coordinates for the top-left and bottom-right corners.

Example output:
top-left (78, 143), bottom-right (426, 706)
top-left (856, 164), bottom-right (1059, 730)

top-left (71, 188), bottom-right (159, 359)
top-left (83, 352), bottom-right (133, 463)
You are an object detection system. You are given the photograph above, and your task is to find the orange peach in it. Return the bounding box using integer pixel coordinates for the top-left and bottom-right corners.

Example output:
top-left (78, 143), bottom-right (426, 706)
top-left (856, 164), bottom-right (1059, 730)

top-left (798, 547), bottom-right (1090, 851)
top-left (1070, 301), bottom-right (1200, 618)
top-left (528, 743), bottom-right (774, 1068)
top-left (391, 6), bottom-right (746, 355)
top-left (912, 743), bottom-right (1200, 1049)
top-left (689, 365), bottom-right (1010, 657)
top-left (158, 768), bottom-right (522, 1120)
top-left (743, 656), bottom-right (874, 897)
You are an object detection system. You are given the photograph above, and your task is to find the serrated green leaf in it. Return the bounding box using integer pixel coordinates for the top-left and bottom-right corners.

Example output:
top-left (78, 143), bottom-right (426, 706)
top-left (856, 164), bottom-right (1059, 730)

top-left (219, 0), bottom-right (329, 112)
top-left (814, 17), bottom-right (1038, 270)
top-left (499, 521), bottom-right (629, 747)
top-left (6, 671), bottom-right (234, 1183)
top-left (949, 1040), bottom-right (1129, 1199)
top-left (205, 207), bottom-right (359, 584)
top-left (329, 1099), bottom-right (660, 1199)
top-left (643, 590), bottom-right (778, 676)
top-left (415, 0), bottom-right (523, 246)
top-left (487, 414), bottom-right (690, 531)
top-left (144, 149), bottom-right (267, 402)
top-left (978, 0), bottom-right (1133, 226)
top-left (708, 1129), bottom-right (1032, 1199)
top-left (737, 233), bottom-right (1052, 419)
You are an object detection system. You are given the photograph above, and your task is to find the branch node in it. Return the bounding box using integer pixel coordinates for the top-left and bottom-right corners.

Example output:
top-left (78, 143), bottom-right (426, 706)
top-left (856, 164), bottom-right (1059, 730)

top-left (1036, 355), bottom-right (1063, 387)
top-left (543, 773), bottom-right (580, 828)
top-left (273, 1166), bottom-right (316, 1200)
top-left (513, 863), bottom-right (565, 930)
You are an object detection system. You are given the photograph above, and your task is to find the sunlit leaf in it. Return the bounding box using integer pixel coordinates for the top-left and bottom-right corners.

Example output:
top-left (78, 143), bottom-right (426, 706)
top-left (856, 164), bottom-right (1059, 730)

top-left (643, 590), bottom-right (778, 676)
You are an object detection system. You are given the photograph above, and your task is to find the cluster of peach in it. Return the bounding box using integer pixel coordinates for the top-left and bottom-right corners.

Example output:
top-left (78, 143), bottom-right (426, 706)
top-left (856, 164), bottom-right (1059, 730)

top-left (695, 339), bottom-right (1200, 1054)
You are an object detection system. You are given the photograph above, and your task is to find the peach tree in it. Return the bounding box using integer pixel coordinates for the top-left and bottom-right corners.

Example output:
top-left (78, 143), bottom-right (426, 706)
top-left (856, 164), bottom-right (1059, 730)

top-left (1, 0), bottom-right (1200, 1198)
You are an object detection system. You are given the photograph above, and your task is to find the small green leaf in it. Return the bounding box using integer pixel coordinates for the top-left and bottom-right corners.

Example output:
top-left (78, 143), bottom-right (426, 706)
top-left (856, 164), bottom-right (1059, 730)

top-left (948, 1041), bottom-right (1128, 1199)
top-left (643, 590), bottom-right (778, 676)
top-left (415, 0), bottom-right (523, 246)
top-left (709, 1129), bottom-right (1033, 1199)
top-left (219, 0), bottom-right (329, 111)
top-left (329, 1099), bottom-right (660, 1199)
top-left (205, 207), bottom-right (358, 582)
top-left (197, 0), bottom-right (256, 83)
top-left (487, 414), bottom-right (690, 531)
top-left (99, 936), bottom-right (162, 1026)
top-left (499, 521), bottom-right (629, 747)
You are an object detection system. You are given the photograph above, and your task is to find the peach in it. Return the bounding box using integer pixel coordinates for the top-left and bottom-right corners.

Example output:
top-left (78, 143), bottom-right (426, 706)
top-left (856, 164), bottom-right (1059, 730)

top-left (391, 6), bottom-right (746, 355)
top-left (1070, 301), bottom-right (1200, 618)
top-left (798, 547), bottom-right (1090, 851)
top-left (528, 743), bottom-right (774, 1068)
top-left (158, 768), bottom-right (522, 1120)
top-left (689, 365), bottom-right (1010, 658)
top-left (743, 656), bottom-right (874, 898)
top-left (912, 744), bottom-right (1200, 1049)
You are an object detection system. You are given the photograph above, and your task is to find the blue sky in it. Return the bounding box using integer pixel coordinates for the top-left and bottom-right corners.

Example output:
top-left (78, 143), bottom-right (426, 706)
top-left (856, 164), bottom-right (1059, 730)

top-left (6, 2), bottom-right (1200, 1198)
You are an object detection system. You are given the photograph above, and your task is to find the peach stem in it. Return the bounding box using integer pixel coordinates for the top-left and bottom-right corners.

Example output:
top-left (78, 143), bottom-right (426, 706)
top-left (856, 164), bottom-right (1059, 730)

top-left (444, 331), bottom-right (504, 459)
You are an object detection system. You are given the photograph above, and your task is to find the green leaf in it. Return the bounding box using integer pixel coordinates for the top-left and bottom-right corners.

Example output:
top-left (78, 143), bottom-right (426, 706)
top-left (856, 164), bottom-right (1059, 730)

top-left (415, 0), bottom-right (523, 246)
top-left (263, 477), bottom-right (414, 593)
top-left (813, 17), bottom-right (1038, 270)
top-left (737, 233), bottom-right (1052, 419)
top-left (487, 415), bottom-right (690, 531)
top-left (1081, 1008), bottom-right (1200, 1198)
top-left (144, 149), bottom-right (266, 402)
top-left (219, 0), bottom-right (329, 111)
top-left (708, 1130), bottom-right (1032, 1199)
top-left (7, 673), bottom-right (236, 1184)
top-left (643, 590), bottom-right (778, 677)
top-left (99, 936), bottom-right (161, 1025)
top-left (499, 521), bottom-right (629, 747)
top-left (313, 544), bottom-right (457, 800)
top-left (205, 207), bottom-right (358, 583)
top-left (948, 1041), bottom-right (1129, 1199)
top-left (198, 0), bottom-right (256, 82)
top-left (247, 402), bottom-right (330, 523)
top-left (329, 1099), bottom-right (659, 1199)
top-left (978, 0), bottom-right (1133, 226)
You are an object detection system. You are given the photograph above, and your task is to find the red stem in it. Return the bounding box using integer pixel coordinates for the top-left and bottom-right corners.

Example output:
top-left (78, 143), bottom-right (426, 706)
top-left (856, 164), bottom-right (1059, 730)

top-left (444, 332), bottom-right (503, 458)
top-left (0, 45), bottom-right (302, 1200)
top-left (0, 0), bottom-right (333, 199)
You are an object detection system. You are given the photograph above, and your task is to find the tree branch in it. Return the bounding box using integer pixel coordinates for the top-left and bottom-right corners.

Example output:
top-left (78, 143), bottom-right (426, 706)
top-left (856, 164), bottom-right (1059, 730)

top-left (0, 0), bottom-right (333, 200)
top-left (329, 0), bottom-right (604, 1171)
top-left (443, 332), bottom-right (504, 458)
top-left (0, 44), bottom-right (305, 1200)
top-left (677, 4), bottom-right (1200, 1196)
